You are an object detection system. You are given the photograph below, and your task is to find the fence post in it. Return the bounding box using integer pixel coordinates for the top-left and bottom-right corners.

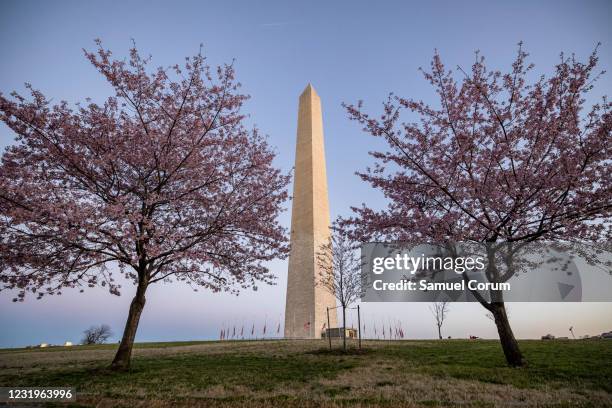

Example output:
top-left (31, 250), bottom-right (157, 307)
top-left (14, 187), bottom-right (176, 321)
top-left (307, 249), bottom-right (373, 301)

top-left (357, 305), bottom-right (362, 350)
top-left (326, 307), bottom-right (332, 350)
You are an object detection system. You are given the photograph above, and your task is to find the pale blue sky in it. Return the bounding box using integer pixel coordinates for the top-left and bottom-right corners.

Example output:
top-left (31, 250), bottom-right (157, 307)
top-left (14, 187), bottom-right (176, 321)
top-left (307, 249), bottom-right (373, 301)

top-left (1, 0), bottom-right (611, 347)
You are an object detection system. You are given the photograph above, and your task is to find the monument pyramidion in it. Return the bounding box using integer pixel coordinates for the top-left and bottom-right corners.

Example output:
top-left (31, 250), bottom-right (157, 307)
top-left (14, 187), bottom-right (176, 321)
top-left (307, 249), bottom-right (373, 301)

top-left (284, 84), bottom-right (338, 339)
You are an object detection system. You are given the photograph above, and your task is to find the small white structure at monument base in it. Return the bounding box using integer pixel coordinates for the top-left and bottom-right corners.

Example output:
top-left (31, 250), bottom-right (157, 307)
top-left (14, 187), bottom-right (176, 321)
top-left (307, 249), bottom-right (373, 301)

top-left (39, 343), bottom-right (48, 348)
top-left (322, 327), bottom-right (358, 339)
top-left (64, 341), bottom-right (73, 347)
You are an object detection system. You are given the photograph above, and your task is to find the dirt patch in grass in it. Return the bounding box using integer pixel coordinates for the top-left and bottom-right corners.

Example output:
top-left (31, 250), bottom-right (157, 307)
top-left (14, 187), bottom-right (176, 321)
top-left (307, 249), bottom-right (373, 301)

top-left (306, 348), bottom-right (371, 356)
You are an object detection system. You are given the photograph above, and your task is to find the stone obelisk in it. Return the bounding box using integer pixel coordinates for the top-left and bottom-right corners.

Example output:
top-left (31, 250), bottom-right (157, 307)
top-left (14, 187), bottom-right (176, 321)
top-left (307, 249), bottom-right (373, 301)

top-left (284, 84), bottom-right (338, 338)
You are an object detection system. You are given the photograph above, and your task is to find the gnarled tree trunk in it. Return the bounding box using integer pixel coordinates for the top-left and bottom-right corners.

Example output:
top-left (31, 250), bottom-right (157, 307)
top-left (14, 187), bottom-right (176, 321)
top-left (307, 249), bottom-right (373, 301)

top-left (490, 301), bottom-right (524, 367)
top-left (111, 279), bottom-right (148, 370)
top-left (483, 246), bottom-right (525, 367)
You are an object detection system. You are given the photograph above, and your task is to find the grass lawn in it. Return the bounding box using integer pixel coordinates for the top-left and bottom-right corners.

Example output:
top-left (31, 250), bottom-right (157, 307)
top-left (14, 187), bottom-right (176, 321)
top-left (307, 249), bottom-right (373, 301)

top-left (1, 339), bottom-right (611, 407)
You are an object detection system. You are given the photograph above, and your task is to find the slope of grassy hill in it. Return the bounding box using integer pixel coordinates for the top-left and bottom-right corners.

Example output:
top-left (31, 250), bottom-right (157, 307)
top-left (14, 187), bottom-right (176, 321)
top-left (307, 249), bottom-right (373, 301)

top-left (1, 339), bottom-right (611, 407)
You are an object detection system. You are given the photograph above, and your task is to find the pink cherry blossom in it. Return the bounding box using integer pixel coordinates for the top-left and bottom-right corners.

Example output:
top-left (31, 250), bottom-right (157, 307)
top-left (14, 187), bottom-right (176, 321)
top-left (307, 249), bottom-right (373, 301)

top-left (342, 44), bottom-right (610, 367)
top-left (0, 41), bottom-right (290, 369)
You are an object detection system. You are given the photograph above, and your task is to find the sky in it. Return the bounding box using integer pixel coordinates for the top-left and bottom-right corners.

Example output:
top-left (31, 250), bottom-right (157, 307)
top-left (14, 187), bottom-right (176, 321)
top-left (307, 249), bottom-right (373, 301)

top-left (0, 0), bottom-right (611, 348)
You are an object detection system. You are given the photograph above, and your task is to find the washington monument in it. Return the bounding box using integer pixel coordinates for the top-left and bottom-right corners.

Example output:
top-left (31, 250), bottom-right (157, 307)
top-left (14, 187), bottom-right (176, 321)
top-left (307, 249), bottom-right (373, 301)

top-left (284, 84), bottom-right (338, 338)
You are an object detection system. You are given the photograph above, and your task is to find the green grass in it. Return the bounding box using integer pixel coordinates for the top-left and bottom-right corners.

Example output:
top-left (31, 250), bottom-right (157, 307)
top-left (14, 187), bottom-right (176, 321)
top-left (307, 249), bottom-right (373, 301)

top-left (0, 340), bottom-right (214, 353)
top-left (376, 339), bottom-right (612, 392)
top-left (4, 353), bottom-right (356, 395)
top-left (1, 339), bottom-right (611, 407)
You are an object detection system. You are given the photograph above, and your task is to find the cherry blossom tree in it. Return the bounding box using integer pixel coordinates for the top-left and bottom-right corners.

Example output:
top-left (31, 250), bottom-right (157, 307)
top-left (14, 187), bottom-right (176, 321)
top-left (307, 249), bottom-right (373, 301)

top-left (0, 41), bottom-right (290, 370)
top-left (342, 44), bottom-right (611, 366)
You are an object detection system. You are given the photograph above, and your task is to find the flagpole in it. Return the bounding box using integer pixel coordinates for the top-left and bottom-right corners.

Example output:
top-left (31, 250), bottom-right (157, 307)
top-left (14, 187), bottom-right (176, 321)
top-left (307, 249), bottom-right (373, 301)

top-left (326, 307), bottom-right (331, 350)
top-left (310, 312), bottom-right (313, 338)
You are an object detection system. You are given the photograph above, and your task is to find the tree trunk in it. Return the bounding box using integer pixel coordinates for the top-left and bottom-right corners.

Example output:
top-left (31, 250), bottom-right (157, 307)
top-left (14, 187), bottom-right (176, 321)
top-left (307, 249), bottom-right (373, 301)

top-left (342, 305), bottom-right (346, 352)
top-left (491, 301), bottom-right (524, 367)
top-left (437, 324), bottom-right (442, 340)
top-left (111, 279), bottom-right (148, 370)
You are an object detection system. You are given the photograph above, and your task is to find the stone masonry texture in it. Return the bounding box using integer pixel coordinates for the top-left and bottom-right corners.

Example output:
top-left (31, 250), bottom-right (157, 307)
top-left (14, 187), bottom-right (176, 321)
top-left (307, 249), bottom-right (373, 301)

top-left (284, 84), bottom-right (338, 338)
